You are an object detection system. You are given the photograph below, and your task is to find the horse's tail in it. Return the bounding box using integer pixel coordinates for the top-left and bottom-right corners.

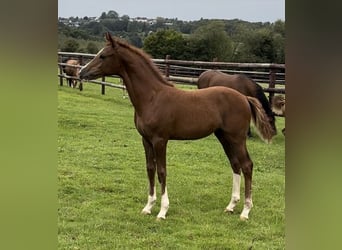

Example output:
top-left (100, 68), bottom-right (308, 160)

top-left (247, 96), bottom-right (274, 143)
top-left (254, 83), bottom-right (275, 119)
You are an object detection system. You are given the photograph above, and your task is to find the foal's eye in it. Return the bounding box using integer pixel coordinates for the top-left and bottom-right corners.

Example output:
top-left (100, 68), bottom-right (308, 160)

top-left (99, 54), bottom-right (106, 59)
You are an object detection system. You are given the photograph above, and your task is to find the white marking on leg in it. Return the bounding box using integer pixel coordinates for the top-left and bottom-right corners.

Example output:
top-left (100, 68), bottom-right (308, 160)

top-left (141, 186), bottom-right (156, 215)
top-left (240, 197), bottom-right (253, 220)
top-left (225, 173), bottom-right (241, 213)
top-left (157, 187), bottom-right (169, 219)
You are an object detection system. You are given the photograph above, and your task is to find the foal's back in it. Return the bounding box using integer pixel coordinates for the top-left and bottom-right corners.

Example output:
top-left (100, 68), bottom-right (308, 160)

top-left (146, 86), bottom-right (252, 140)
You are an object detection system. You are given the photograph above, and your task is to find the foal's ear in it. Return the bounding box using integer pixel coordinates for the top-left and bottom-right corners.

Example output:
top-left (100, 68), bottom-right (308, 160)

top-left (105, 32), bottom-right (116, 48)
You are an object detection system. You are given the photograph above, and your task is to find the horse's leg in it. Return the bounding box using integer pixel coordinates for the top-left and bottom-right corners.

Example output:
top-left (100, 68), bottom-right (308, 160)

top-left (153, 138), bottom-right (169, 220)
top-left (214, 130), bottom-right (241, 213)
top-left (216, 130), bottom-right (254, 220)
top-left (225, 171), bottom-right (241, 213)
top-left (141, 137), bottom-right (157, 215)
top-left (234, 142), bottom-right (254, 220)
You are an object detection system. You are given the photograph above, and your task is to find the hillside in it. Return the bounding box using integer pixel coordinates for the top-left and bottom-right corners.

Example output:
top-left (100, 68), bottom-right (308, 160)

top-left (58, 10), bottom-right (285, 63)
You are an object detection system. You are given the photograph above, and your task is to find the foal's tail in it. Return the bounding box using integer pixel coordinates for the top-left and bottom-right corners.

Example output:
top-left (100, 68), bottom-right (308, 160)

top-left (247, 96), bottom-right (274, 143)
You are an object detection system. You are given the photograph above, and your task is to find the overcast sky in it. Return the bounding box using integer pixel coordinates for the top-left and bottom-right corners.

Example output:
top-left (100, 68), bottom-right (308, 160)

top-left (58, 0), bottom-right (285, 23)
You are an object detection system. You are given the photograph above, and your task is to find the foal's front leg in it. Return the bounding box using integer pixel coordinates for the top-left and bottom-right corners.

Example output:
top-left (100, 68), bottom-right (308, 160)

top-left (141, 138), bottom-right (157, 215)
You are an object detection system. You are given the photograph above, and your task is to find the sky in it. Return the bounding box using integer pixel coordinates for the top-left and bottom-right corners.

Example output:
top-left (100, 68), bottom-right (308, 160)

top-left (58, 0), bottom-right (285, 23)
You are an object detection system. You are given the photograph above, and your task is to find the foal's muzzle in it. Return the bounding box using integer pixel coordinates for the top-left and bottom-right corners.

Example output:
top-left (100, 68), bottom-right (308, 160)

top-left (79, 66), bottom-right (87, 80)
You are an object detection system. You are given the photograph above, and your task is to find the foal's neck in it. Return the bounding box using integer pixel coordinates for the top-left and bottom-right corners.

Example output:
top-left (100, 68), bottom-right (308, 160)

top-left (118, 46), bottom-right (172, 114)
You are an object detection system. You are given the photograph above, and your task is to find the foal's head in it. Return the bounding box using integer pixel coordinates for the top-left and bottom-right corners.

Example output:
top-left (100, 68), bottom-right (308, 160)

top-left (79, 33), bottom-right (122, 80)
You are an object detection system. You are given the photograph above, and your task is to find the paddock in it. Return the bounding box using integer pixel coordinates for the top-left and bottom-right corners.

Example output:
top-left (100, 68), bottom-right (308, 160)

top-left (58, 83), bottom-right (285, 249)
top-left (57, 50), bottom-right (285, 248)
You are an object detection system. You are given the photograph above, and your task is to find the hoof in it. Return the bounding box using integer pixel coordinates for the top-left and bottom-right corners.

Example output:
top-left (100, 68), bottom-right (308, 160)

top-left (141, 209), bottom-right (151, 215)
top-left (224, 208), bottom-right (234, 213)
top-left (239, 215), bottom-right (249, 221)
top-left (156, 216), bottom-right (166, 221)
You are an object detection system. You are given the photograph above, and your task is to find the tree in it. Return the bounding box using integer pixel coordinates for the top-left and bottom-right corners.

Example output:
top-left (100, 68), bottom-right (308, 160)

top-left (152, 17), bottom-right (166, 31)
top-left (189, 21), bottom-right (233, 61)
top-left (273, 33), bottom-right (285, 63)
top-left (120, 15), bottom-right (130, 32)
top-left (251, 29), bottom-right (275, 62)
top-left (107, 10), bottom-right (119, 19)
top-left (127, 21), bottom-right (140, 33)
top-left (100, 12), bottom-right (107, 19)
top-left (272, 20), bottom-right (285, 63)
top-left (127, 33), bottom-right (143, 48)
top-left (143, 29), bottom-right (186, 59)
top-left (62, 39), bottom-right (79, 52)
top-left (272, 19), bottom-right (285, 37)
top-left (86, 42), bottom-right (98, 54)
top-left (235, 28), bottom-right (276, 63)
top-left (83, 21), bottom-right (105, 36)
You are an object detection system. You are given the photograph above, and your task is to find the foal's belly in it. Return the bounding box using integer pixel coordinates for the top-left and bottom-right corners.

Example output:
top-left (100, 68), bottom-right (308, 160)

top-left (135, 108), bottom-right (219, 141)
top-left (168, 112), bottom-right (219, 140)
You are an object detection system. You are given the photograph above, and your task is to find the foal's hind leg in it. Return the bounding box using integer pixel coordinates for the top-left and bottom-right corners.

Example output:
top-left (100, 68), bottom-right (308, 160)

top-left (215, 131), bottom-right (254, 220)
top-left (215, 131), bottom-right (241, 214)
top-left (234, 142), bottom-right (254, 220)
top-left (141, 137), bottom-right (157, 215)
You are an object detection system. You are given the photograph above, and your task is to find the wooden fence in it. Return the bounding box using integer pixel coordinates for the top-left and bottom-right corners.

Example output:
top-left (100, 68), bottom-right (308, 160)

top-left (58, 52), bottom-right (285, 102)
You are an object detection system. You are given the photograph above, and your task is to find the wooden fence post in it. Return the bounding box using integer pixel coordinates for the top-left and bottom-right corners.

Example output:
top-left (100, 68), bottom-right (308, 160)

top-left (79, 56), bottom-right (83, 91)
top-left (79, 81), bottom-right (83, 91)
top-left (268, 68), bottom-right (276, 103)
top-left (79, 56), bottom-right (84, 66)
top-left (165, 55), bottom-right (170, 77)
top-left (58, 54), bottom-right (64, 86)
top-left (212, 58), bottom-right (218, 70)
top-left (101, 76), bottom-right (106, 95)
top-left (59, 65), bottom-right (64, 86)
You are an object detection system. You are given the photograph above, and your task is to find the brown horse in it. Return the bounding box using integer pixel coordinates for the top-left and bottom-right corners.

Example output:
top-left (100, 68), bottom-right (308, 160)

top-left (63, 59), bottom-right (80, 88)
top-left (79, 33), bottom-right (274, 220)
top-left (271, 95), bottom-right (285, 135)
top-left (197, 70), bottom-right (277, 138)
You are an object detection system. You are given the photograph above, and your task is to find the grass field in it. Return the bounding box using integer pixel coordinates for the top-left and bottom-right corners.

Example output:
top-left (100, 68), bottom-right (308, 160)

top-left (58, 82), bottom-right (285, 249)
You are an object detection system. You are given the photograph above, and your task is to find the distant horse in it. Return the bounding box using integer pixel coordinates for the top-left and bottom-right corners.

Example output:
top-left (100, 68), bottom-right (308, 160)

top-left (79, 32), bottom-right (274, 220)
top-left (63, 59), bottom-right (80, 88)
top-left (271, 95), bottom-right (285, 135)
top-left (197, 70), bottom-right (277, 138)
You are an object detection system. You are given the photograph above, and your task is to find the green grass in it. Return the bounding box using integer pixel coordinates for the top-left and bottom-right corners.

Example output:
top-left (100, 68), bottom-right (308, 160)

top-left (58, 82), bottom-right (285, 249)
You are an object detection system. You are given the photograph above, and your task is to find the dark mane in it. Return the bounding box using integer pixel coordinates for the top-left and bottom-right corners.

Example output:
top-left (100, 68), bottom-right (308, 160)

top-left (110, 38), bottom-right (174, 87)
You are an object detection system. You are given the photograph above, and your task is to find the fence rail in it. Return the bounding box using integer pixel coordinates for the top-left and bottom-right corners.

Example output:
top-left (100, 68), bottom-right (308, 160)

top-left (58, 52), bottom-right (285, 99)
